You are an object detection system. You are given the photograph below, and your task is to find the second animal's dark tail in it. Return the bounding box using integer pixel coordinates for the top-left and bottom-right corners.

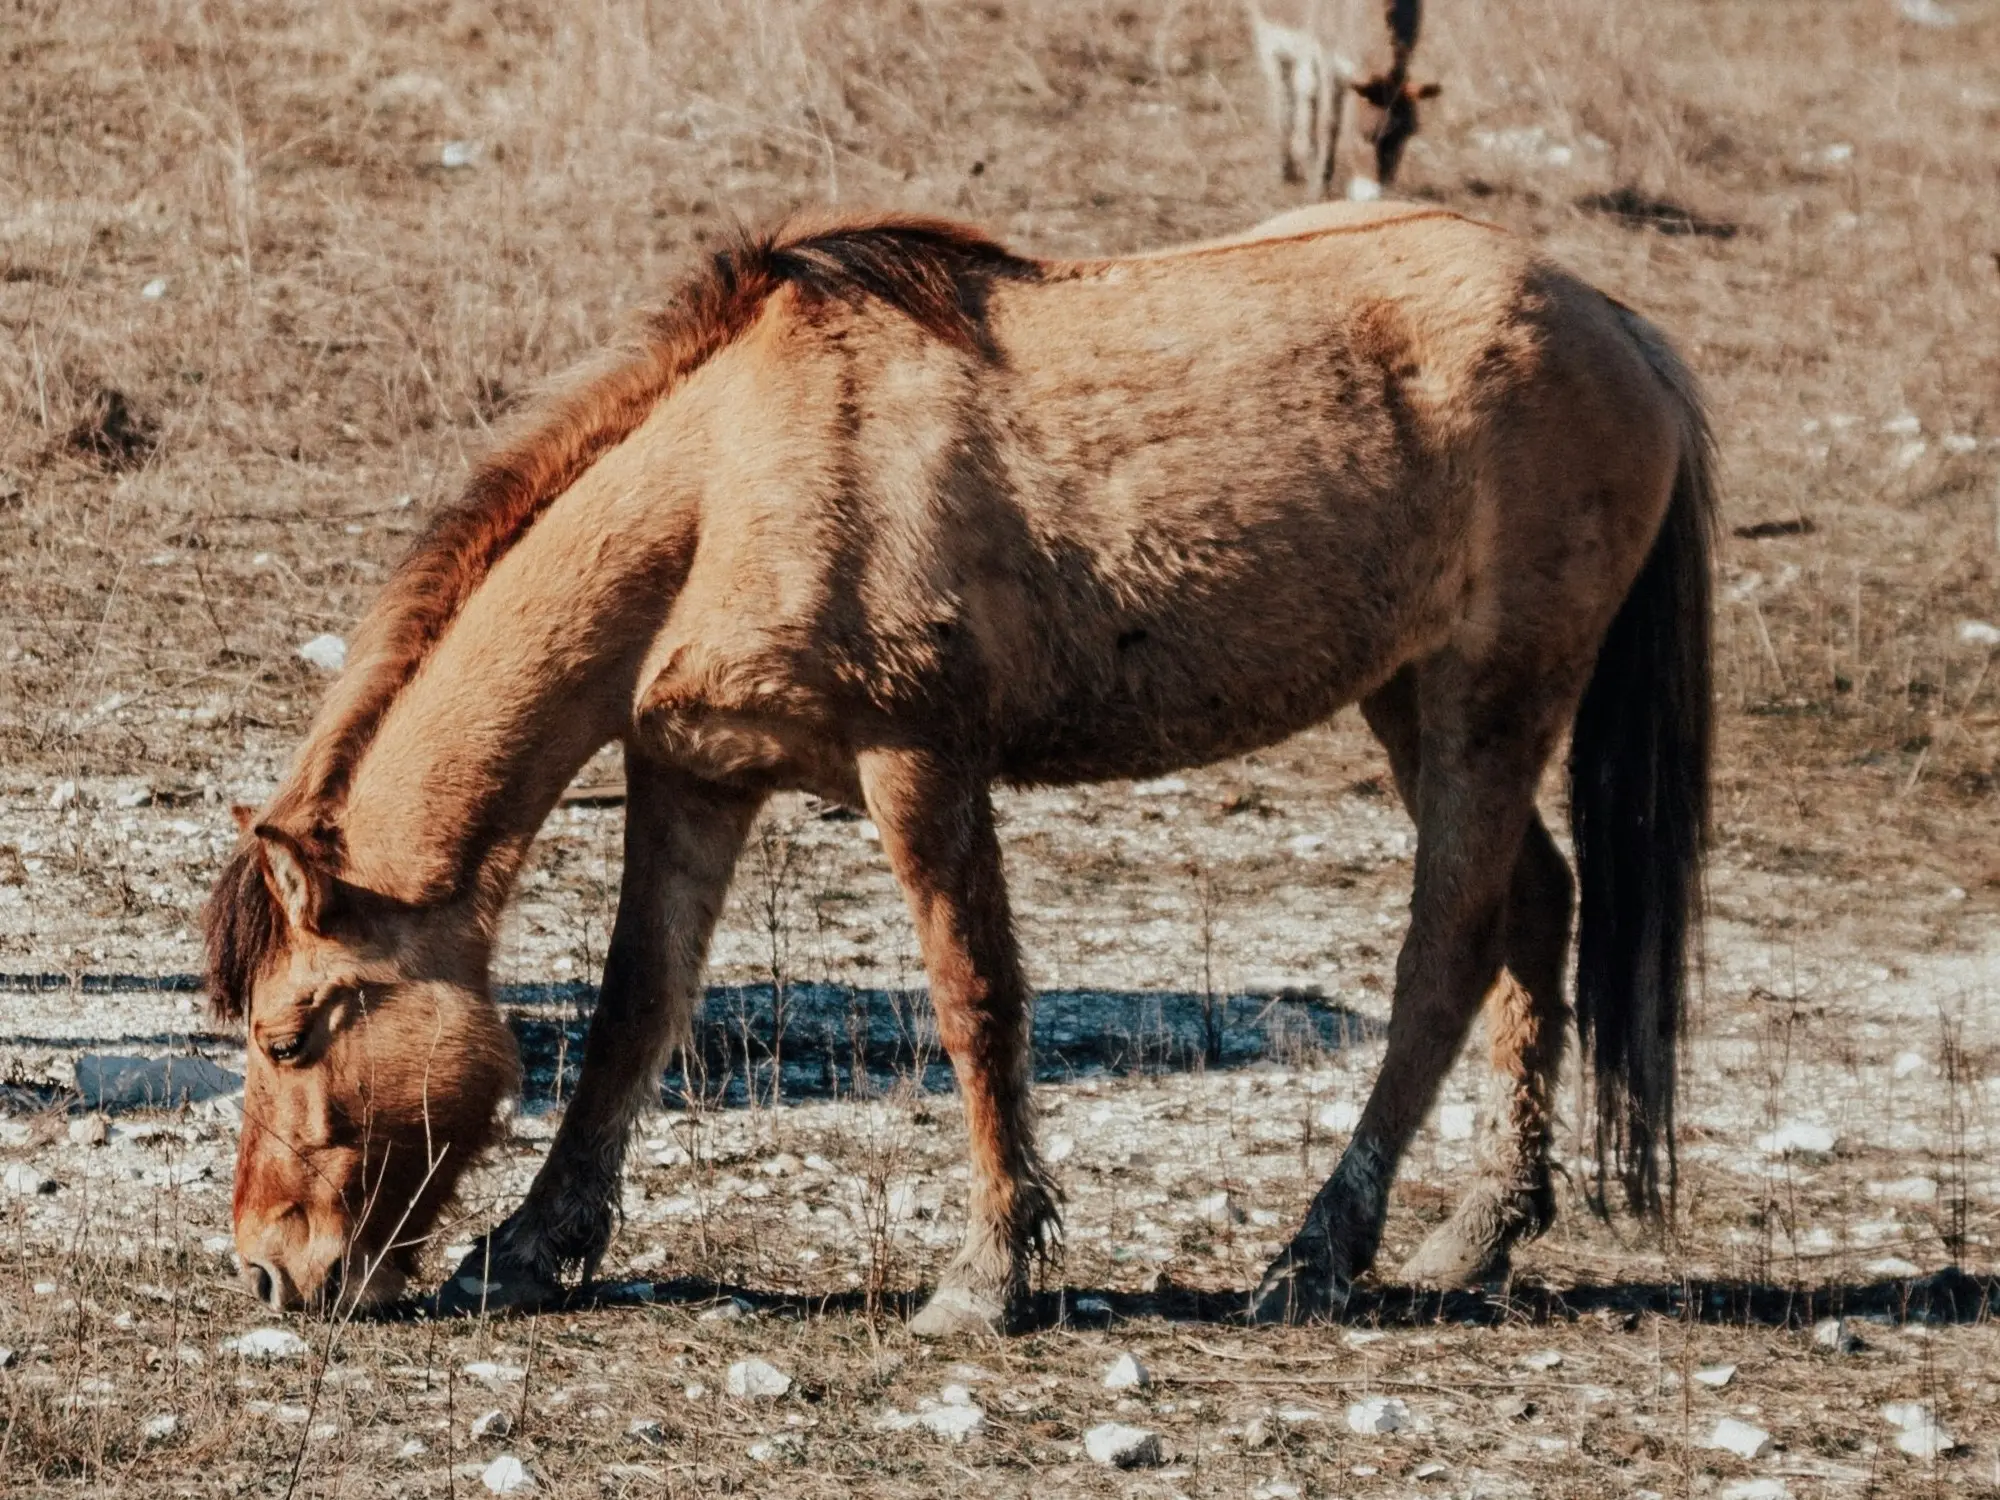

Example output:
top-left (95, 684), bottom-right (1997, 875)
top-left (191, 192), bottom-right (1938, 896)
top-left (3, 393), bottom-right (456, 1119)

top-left (1568, 306), bottom-right (1717, 1216)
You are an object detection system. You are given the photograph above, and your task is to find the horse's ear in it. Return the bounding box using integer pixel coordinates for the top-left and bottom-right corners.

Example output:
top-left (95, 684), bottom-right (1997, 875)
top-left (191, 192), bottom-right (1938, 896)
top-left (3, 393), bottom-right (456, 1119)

top-left (230, 804), bottom-right (259, 836)
top-left (1352, 75), bottom-right (1397, 107)
top-left (1412, 80), bottom-right (1442, 100)
top-left (253, 824), bottom-right (331, 935)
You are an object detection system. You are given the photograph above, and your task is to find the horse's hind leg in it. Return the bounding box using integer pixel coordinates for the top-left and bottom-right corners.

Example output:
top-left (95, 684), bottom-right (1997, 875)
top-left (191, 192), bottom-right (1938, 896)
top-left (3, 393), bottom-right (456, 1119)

top-left (859, 747), bottom-right (1059, 1337)
top-left (1250, 654), bottom-right (1572, 1322)
top-left (439, 759), bottom-right (761, 1314)
top-left (1354, 669), bottom-right (1573, 1287)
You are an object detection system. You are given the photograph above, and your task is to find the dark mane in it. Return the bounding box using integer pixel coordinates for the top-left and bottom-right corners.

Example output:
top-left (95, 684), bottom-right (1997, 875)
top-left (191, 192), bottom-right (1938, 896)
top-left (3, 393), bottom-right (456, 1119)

top-left (204, 213), bottom-right (1031, 1020)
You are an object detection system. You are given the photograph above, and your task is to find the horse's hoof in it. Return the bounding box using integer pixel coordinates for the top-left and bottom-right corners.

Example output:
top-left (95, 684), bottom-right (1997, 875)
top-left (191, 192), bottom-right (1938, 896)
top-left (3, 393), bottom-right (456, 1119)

top-left (434, 1252), bottom-right (564, 1318)
top-left (908, 1284), bottom-right (1010, 1339)
top-left (1399, 1183), bottom-right (1537, 1289)
top-left (1399, 1224), bottom-right (1509, 1289)
top-left (1246, 1248), bottom-right (1351, 1325)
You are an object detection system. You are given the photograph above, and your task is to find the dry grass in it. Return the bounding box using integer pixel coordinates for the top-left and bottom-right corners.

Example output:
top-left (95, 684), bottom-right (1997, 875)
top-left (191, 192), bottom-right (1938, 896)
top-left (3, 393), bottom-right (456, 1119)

top-left (2, 0), bottom-right (1998, 1494)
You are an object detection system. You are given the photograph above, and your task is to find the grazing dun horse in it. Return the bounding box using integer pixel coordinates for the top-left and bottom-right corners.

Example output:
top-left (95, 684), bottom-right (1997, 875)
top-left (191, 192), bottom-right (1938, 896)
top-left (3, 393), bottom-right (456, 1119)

top-left (208, 201), bottom-right (1713, 1333)
top-left (1251, 0), bottom-right (1440, 199)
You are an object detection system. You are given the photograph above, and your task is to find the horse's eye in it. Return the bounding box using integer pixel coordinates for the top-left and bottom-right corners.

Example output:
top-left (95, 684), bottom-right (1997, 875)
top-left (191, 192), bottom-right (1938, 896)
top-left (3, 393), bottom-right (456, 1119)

top-left (266, 1034), bottom-right (305, 1063)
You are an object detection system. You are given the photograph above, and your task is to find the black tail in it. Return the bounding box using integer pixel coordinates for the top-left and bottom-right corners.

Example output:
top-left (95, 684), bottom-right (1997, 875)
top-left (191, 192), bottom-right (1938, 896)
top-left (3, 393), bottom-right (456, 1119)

top-left (1569, 307), bottom-right (1717, 1217)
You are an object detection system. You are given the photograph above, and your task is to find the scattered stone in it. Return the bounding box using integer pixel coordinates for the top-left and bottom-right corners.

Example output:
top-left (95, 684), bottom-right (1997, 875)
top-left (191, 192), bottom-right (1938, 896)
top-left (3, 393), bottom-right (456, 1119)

top-left (480, 1455), bottom-right (532, 1493)
top-left (463, 1361), bottom-right (526, 1382)
top-left (1753, 1122), bottom-right (1836, 1157)
top-left (747, 1433), bottom-right (802, 1462)
top-left (398, 1438), bottom-right (427, 1458)
top-left (1883, 1401), bottom-right (1956, 1457)
top-left (1346, 1396), bottom-right (1411, 1435)
top-left (628, 1418), bottom-right (665, 1445)
top-left (471, 1409), bottom-right (513, 1440)
top-left (682, 1382), bottom-right (706, 1401)
top-left (223, 1328), bottom-right (311, 1362)
top-left (0, 1348), bottom-right (17, 1369)
top-left (1720, 1482), bottom-right (1790, 1500)
top-left (1813, 1317), bottom-right (1864, 1354)
top-left (440, 140), bottom-right (482, 169)
top-left (1892, 1050), bottom-right (1930, 1078)
top-left (293, 631), bottom-right (352, 674)
top-left (699, 1297), bottom-right (753, 1323)
top-left (1706, 1417), bottom-right (1774, 1460)
top-left (1074, 1295), bottom-right (1114, 1318)
top-left (1044, 1132), bottom-right (1076, 1164)
top-left (1194, 1190), bottom-right (1245, 1225)
top-left (140, 278), bottom-right (169, 300)
top-left (1414, 1461), bottom-right (1448, 1480)
top-left (76, 1054), bottom-right (241, 1111)
top-left (1104, 1352), bottom-right (1150, 1390)
top-left (725, 1358), bottom-right (791, 1399)
top-left (1083, 1421), bottom-right (1164, 1468)
top-left (1694, 1364), bottom-right (1737, 1388)
top-left (0, 1121), bottom-right (30, 1147)
top-left (1896, 0), bottom-right (1957, 26)
top-left (1252, 1479), bottom-right (1302, 1500)
top-left (1867, 1256), bottom-right (1922, 1278)
top-left (3, 1163), bottom-right (56, 1196)
top-left (1315, 1099), bottom-right (1362, 1133)
top-left (1869, 1176), bottom-right (1939, 1202)
top-left (142, 1412), bottom-right (179, 1441)
top-left (1242, 1415), bottom-right (1273, 1448)
top-left (49, 780), bottom-right (78, 811)
top-left (1491, 1394), bottom-right (1532, 1421)
top-left (1520, 1349), bottom-right (1563, 1371)
top-left (67, 1115), bottom-right (108, 1147)
top-left (918, 1403), bottom-right (986, 1441)
top-left (1436, 1103), bottom-right (1477, 1141)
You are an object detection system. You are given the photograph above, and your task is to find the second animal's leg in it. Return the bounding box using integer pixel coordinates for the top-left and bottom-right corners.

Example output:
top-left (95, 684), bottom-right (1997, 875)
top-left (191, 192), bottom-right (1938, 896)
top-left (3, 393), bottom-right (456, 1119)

top-left (860, 747), bottom-right (1059, 1337)
top-left (1317, 63), bottom-right (1345, 199)
top-left (440, 760), bottom-right (762, 1314)
top-left (1249, 655), bottom-right (1567, 1322)
top-left (1354, 669), bottom-right (1573, 1286)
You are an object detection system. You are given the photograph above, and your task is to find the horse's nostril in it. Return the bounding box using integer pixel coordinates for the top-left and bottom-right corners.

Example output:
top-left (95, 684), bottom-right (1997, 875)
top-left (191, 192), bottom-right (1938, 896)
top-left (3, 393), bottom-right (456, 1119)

top-left (320, 1258), bottom-right (344, 1306)
top-left (249, 1261), bottom-right (277, 1307)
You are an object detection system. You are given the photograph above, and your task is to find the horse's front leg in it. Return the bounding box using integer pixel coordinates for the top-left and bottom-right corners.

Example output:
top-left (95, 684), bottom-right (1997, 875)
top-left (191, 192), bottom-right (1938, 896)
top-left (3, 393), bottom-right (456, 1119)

top-left (439, 759), bottom-right (761, 1314)
top-left (859, 747), bottom-right (1059, 1337)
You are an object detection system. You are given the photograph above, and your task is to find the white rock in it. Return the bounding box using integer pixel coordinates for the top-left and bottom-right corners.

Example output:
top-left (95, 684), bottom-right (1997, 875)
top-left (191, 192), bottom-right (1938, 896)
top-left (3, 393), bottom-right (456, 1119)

top-left (682, 1382), bottom-right (706, 1400)
top-left (1720, 1482), bottom-right (1790, 1500)
top-left (1253, 1480), bottom-right (1302, 1500)
top-left (1706, 1417), bottom-right (1774, 1460)
top-left (1958, 620), bottom-right (2000, 647)
top-left (1315, 1100), bottom-right (1362, 1133)
top-left (918, 1403), bottom-right (986, 1442)
top-left (480, 1455), bottom-right (532, 1493)
top-left (1519, 1349), bottom-right (1563, 1371)
top-left (1437, 1103), bottom-right (1478, 1141)
top-left (1867, 1256), bottom-right (1922, 1277)
top-left (1414, 1462), bottom-right (1448, 1480)
top-left (1194, 1190), bottom-right (1244, 1226)
top-left (1083, 1421), bottom-right (1164, 1468)
top-left (140, 278), bottom-right (169, 300)
top-left (1895, 1420), bottom-right (1955, 1458)
top-left (1813, 1317), bottom-right (1862, 1353)
top-left (747, 1433), bottom-right (802, 1462)
top-left (1694, 1364), bottom-right (1737, 1388)
top-left (1104, 1351), bottom-right (1150, 1390)
top-left (1881, 1400), bottom-right (1930, 1430)
top-left (68, 1115), bottom-right (108, 1147)
top-left (440, 140), bottom-right (482, 169)
top-left (398, 1438), bottom-right (427, 1458)
top-left (1882, 413), bottom-right (1924, 436)
top-left (297, 634), bottom-right (348, 672)
top-left (223, 1327), bottom-right (311, 1362)
top-left (1131, 776), bottom-right (1188, 796)
top-left (1754, 1122), bottom-right (1836, 1156)
top-left (471, 1409), bottom-right (512, 1439)
top-left (1892, 1050), bottom-right (1929, 1078)
top-left (0, 1347), bottom-right (16, 1368)
top-left (725, 1358), bottom-right (791, 1399)
top-left (699, 1297), bottom-right (752, 1323)
top-left (49, 780), bottom-right (78, 810)
top-left (143, 1412), bottom-right (179, 1441)
top-left (1868, 1176), bottom-right (1938, 1202)
top-left (3, 1163), bottom-right (55, 1196)
top-left (1044, 1132), bottom-right (1076, 1164)
top-left (1940, 433), bottom-right (1978, 454)
top-left (1346, 1396), bottom-right (1410, 1435)
top-left (1893, 439), bottom-right (1929, 469)
top-left (0, 1121), bottom-right (30, 1147)
top-left (464, 1362), bottom-right (525, 1382)
top-left (628, 1418), bottom-right (665, 1444)
top-left (1286, 833), bottom-right (1326, 857)
top-left (1896, 0), bottom-right (1957, 26)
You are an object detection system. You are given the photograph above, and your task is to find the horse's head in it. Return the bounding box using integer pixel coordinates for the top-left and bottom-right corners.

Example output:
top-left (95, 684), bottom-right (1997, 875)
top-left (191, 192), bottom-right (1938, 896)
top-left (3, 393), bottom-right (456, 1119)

top-left (206, 813), bottom-right (519, 1311)
top-left (1350, 73), bottom-right (1442, 193)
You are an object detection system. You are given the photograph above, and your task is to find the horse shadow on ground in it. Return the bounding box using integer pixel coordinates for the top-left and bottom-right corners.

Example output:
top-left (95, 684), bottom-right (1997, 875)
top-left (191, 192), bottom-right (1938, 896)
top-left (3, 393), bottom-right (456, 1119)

top-left (504, 980), bottom-right (1381, 1109)
top-left (441, 1266), bottom-right (1996, 1337)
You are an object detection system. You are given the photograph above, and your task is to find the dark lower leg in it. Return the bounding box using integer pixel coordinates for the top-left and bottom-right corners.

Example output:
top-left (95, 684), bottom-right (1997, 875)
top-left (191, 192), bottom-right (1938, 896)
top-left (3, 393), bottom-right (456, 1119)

top-left (860, 748), bottom-right (1056, 1335)
top-left (442, 764), bottom-right (760, 1311)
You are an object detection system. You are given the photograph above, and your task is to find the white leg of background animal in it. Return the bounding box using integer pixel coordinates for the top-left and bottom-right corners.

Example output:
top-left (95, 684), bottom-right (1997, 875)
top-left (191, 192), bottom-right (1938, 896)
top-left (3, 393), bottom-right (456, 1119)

top-left (440, 760), bottom-right (763, 1314)
top-left (1254, 16), bottom-right (1320, 186)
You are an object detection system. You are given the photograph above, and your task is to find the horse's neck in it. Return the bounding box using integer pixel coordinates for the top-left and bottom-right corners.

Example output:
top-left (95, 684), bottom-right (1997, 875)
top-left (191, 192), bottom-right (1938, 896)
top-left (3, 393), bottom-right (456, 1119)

top-left (334, 430), bottom-right (699, 908)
